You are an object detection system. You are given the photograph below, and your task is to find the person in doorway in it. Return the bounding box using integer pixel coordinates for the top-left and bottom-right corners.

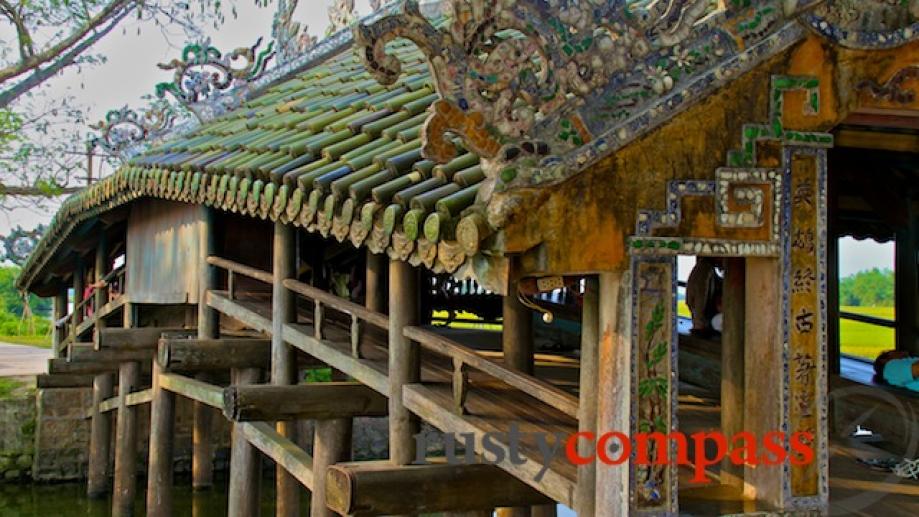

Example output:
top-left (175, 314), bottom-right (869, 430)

top-left (873, 350), bottom-right (919, 391)
top-left (685, 257), bottom-right (723, 337)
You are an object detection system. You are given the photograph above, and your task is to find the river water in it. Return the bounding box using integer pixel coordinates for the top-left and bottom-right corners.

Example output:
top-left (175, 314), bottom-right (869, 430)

top-left (0, 476), bottom-right (290, 516)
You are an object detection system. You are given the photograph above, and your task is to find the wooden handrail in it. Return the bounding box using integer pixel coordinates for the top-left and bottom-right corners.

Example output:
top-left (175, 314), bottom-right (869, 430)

top-left (403, 326), bottom-right (579, 419)
top-left (839, 311), bottom-right (896, 328)
top-left (207, 256), bottom-right (274, 284)
top-left (283, 278), bottom-right (389, 330)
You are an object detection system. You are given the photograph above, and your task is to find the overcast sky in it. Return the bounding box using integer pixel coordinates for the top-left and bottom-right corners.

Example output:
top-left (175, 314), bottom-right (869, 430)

top-left (1, 1), bottom-right (894, 278)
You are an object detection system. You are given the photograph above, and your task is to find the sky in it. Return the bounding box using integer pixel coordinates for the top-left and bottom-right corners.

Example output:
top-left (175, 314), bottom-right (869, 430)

top-left (1, 1), bottom-right (896, 279)
top-left (1, 0), bottom-right (377, 235)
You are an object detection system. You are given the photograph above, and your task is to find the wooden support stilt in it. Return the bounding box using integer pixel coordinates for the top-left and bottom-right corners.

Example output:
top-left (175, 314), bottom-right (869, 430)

top-left (52, 289), bottom-right (67, 357)
top-left (272, 222), bottom-right (301, 517)
top-left (72, 260), bottom-right (85, 342)
top-left (388, 259), bottom-right (419, 466)
top-left (228, 367), bottom-right (262, 517)
top-left (195, 207), bottom-right (218, 491)
top-left (147, 360), bottom-right (176, 517)
top-left (223, 383), bottom-right (388, 421)
top-left (594, 270), bottom-right (628, 517)
top-left (325, 461), bottom-right (553, 516)
top-left (721, 258), bottom-right (746, 488)
top-left (112, 361), bottom-right (140, 517)
top-left (574, 276), bottom-right (599, 516)
top-left (87, 371), bottom-right (114, 498)
top-left (311, 418), bottom-right (353, 517)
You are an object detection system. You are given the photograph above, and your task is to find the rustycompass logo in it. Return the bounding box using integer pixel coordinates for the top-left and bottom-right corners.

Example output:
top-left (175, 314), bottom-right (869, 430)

top-left (414, 424), bottom-right (815, 482)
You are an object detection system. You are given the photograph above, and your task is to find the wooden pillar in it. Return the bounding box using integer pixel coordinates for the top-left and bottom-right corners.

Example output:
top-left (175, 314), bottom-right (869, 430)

top-left (574, 277), bottom-right (599, 516)
top-left (272, 222), bottom-right (301, 516)
top-left (95, 234), bottom-right (109, 311)
top-left (743, 258), bottom-right (783, 506)
top-left (194, 207), bottom-right (218, 490)
top-left (594, 270), bottom-right (629, 517)
top-left (826, 174), bottom-right (840, 375)
top-left (52, 289), bottom-right (68, 357)
top-left (311, 418), bottom-right (353, 517)
top-left (721, 258), bottom-right (745, 488)
top-left (147, 360), bottom-right (176, 517)
top-left (87, 371), bottom-right (114, 498)
top-left (502, 268), bottom-right (533, 375)
top-left (228, 367), bottom-right (262, 517)
top-left (896, 199), bottom-right (918, 356)
top-left (389, 259), bottom-right (419, 465)
top-left (112, 361), bottom-right (140, 516)
top-left (366, 250), bottom-right (386, 314)
top-left (73, 260), bottom-right (85, 337)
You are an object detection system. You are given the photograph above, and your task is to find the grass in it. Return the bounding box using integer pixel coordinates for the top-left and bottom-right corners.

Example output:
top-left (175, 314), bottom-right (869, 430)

top-left (0, 377), bottom-right (30, 400)
top-left (680, 301), bottom-right (892, 362)
top-left (839, 306), bottom-right (895, 361)
top-left (0, 334), bottom-right (52, 348)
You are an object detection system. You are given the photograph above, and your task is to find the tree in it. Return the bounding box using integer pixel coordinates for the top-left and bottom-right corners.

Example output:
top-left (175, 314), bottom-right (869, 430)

top-left (839, 268), bottom-right (895, 307)
top-left (0, 0), bottom-right (270, 198)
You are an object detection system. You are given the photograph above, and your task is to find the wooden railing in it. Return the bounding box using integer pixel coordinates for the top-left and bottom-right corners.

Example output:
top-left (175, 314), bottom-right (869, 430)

top-left (207, 256), bottom-right (273, 300)
top-left (283, 278), bottom-right (388, 359)
top-left (403, 326), bottom-right (579, 419)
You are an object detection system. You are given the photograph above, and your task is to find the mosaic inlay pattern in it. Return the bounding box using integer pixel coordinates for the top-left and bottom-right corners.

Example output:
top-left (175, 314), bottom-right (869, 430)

top-left (88, 104), bottom-right (176, 160)
top-left (355, 1), bottom-right (918, 193)
top-left (155, 38), bottom-right (276, 121)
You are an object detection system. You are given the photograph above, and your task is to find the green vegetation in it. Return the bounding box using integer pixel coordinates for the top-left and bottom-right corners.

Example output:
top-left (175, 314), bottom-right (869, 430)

top-left (0, 266), bottom-right (52, 347)
top-left (840, 268), bottom-right (894, 307)
top-left (0, 378), bottom-right (30, 400)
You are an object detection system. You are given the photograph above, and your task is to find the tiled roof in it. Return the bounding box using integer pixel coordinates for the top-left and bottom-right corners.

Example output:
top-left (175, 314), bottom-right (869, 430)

top-left (19, 40), bottom-right (496, 291)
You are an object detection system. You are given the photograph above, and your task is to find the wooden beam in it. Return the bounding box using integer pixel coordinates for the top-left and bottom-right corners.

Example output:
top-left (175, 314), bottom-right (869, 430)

top-left (836, 128), bottom-right (919, 153)
top-left (52, 290), bottom-right (68, 358)
top-left (365, 250), bottom-right (386, 314)
top-left (98, 389), bottom-right (153, 414)
top-left (503, 269), bottom-right (533, 375)
top-left (281, 323), bottom-right (388, 394)
top-left (99, 327), bottom-right (193, 349)
top-left (157, 338), bottom-right (271, 372)
top-left (37, 373), bottom-right (94, 388)
top-left (223, 383), bottom-right (387, 422)
top-left (195, 208), bottom-right (219, 491)
top-left (48, 357), bottom-right (120, 375)
top-left (158, 372), bottom-right (224, 408)
top-left (312, 418), bottom-right (352, 517)
top-left (237, 421), bottom-right (313, 489)
top-left (207, 290), bottom-right (273, 334)
top-left (70, 346), bottom-right (154, 363)
top-left (325, 461), bottom-right (553, 516)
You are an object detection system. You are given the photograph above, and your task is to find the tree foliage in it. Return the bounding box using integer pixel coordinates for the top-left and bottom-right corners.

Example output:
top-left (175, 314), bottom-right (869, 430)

top-left (0, 265), bottom-right (50, 336)
top-left (840, 268), bottom-right (895, 307)
top-left (0, 0), bottom-right (268, 201)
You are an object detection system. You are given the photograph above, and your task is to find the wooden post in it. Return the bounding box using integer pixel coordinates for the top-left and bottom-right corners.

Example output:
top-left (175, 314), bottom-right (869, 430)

top-left (574, 276), bottom-right (599, 516)
top-left (594, 270), bottom-right (629, 517)
top-left (112, 360), bottom-right (140, 516)
top-left (721, 258), bottom-right (745, 488)
top-left (52, 289), bottom-right (67, 357)
top-left (272, 222), bottom-right (301, 516)
top-left (194, 207), bottom-right (218, 490)
top-left (826, 176), bottom-right (840, 375)
top-left (388, 259), bottom-right (419, 466)
top-left (366, 250), bottom-right (386, 314)
top-left (896, 199), bottom-right (918, 356)
top-left (87, 371), bottom-right (114, 498)
top-left (228, 367), bottom-right (262, 517)
top-left (500, 261), bottom-right (533, 517)
top-left (73, 260), bottom-right (85, 338)
top-left (312, 418), bottom-right (353, 517)
top-left (743, 258), bottom-right (783, 505)
top-left (95, 234), bottom-right (109, 311)
top-left (502, 269), bottom-right (533, 375)
top-left (147, 360), bottom-right (176, 517)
